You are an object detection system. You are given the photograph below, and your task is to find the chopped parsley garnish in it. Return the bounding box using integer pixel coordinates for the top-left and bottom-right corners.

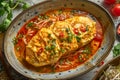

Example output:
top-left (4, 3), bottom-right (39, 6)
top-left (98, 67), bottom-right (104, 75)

top-left (39, 15), bottom-right (49, 20)
top-left (61, 48), bottom-right (65, 53)
top-left (68, 33), bottom-right (73, 43)
top-left (52, 39), bottom-right (56, 43)
top-left (50, 50), bottom-right (57, 56)
top-left (82, 45), bottom-right (91, 54)
top-left (45, 46), bottom-right (51, 51)
top-left (76, 36), bottom-right (81, 42)
top-left (65, 28), bottom-right (74, 43)
top-left (27, 22), bottom-right (33, 27)
top-left (58, 9), bottom-right (63, 14)
top-left (59, 59), bottom-right (64, 64)
top-left (79, 55), bottom-right (83, 62)
top-left (65, 28), bottom-right (69, 32)
top-left (12, 37), bottom-right (18, 45)
top-left (48, 33), bottom-right (51, 37)
top-left (17, 33), bottom-right (23, 39)
top-left (51, 44), bottom-right (56, 50)
top-left (45, 39), bottom-right (56, 51)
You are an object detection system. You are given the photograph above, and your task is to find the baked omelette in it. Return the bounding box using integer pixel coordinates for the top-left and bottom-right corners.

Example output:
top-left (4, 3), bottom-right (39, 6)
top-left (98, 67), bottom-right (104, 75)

top-left (25, 16), bottom-right (96, 67)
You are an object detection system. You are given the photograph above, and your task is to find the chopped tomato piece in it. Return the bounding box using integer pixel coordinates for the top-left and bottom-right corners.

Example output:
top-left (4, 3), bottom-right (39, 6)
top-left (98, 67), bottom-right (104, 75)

top-left (94, 33), bottom-right (103, 41)
top-left (59, 14), bottom-right (66, 21)
top-left (59, 32), bottom-right (64, 37)
top-left (73, 28), bottom-right (79, 34)
top-left (37, 47), bottom-right (44, 55)
top-left (80, 25), bottom-right (86, 32)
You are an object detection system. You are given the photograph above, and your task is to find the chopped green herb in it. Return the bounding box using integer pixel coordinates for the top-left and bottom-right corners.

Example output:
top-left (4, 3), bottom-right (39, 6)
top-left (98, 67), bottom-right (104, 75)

top-left (61, 48), bottom-right (65, 53)
top-left (39, 15), bottom-right (49, 20)
top-left (17, 33), bottom-right (23, 39)
top-left (12, 37), bottom-right (18, 45)
top-left (58, 9), bottom-right (63, 14)
top-left (113, 43), bottom-right (120, 57)
top-left (67, 32), bottom-right (74, 43)
top-left (48, 33), bottom-right (51, 37)
top-left (82, 45), bottom-right (91, 54)
top-left (52, 39), bottom-right (56, 43)
top-left (51, 45), bottom-right (55, 50)
top-left (65, 28), bottom-right (69, 32)
top-left (45, 46), bottom-right (51, 50)
top-left (76, 36), bottom-right (81, 42)
top-left (0, 0), bottom-right (30, 32)
top-left (59, 59), bottom-right (64, 64)
top-left (27, 22), bottom-right (33, 27)
top-left (50, 50), bottom-right (56, 56)
top-left (79, 55), bottom-right (83, 62)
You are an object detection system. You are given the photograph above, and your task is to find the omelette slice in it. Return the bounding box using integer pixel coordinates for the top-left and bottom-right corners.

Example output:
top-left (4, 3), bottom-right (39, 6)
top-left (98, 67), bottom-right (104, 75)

top-left (26, 28), bottom-right (62, 67)
top-left (39, 28), bottom-right (62, 64)
top-left (50, 21), bottom-right (78, 56)
top-left (26, 32), bottom-right (47, 67)
top-left (66, 16), bottom-right (96, 47)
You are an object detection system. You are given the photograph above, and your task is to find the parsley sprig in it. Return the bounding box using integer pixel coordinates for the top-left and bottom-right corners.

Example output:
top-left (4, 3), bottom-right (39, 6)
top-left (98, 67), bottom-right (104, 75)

top-left (0, 0), bottom-right (30, 32)
top-left (113, 43), bottom-right (120, 57)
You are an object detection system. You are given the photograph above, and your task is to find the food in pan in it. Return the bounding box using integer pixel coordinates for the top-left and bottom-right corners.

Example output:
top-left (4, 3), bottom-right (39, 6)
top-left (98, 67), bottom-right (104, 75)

top-left (13, 8), bottom-right (103, 73)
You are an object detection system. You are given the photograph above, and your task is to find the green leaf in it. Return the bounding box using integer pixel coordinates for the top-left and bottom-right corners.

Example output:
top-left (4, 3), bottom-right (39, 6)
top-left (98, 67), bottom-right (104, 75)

top-left (22, 3), bottom-right (30, 10)
top-left (113, 43), bottom-right (120, 57)
top-left (18, 0), bottom-right (24, 3)
top-left (2, 2), bottom-right (11, 13)
top-left (114, 43), bottom-right (120, 50)
top-left (0, 18), bottom-right (11, 32)
top-left (4, 18), bottom-right (11, 26)
top-left (1, 2), bottom-right (7, 7)
top-left (7, 10), bottom-right (13, 20)
top-left (0, 8), bottom-right (5, 17)
top-left (9, 0), bottom-right (14, 7)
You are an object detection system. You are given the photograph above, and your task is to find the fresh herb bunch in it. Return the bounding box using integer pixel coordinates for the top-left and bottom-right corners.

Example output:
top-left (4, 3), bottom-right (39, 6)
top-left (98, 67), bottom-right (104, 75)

top-left (0, 0), bottom-right (30, 32)
top-left (113, 43), bottom-right (120, 57)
